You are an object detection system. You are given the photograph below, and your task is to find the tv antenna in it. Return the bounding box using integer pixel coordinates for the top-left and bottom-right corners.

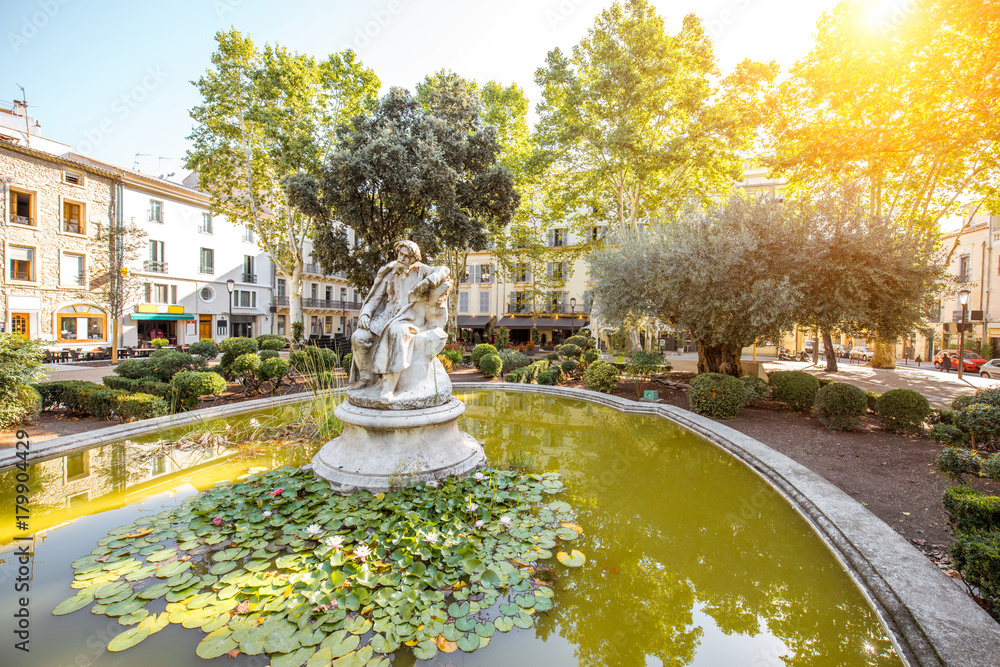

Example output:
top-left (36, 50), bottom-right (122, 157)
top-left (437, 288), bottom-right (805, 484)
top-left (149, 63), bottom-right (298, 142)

top-left (133, 153), bottom-right (150, 170)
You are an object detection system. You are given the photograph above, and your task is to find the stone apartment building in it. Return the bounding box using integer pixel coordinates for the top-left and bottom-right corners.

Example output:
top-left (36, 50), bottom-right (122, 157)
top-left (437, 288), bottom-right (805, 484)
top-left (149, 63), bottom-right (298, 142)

top-left (1, 140), bottom-right (119, 348)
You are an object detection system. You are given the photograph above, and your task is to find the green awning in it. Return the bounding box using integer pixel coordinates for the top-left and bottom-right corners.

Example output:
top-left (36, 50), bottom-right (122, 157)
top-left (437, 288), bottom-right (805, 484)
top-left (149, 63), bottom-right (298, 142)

top-left (131, 313), bottom-right (195, 321)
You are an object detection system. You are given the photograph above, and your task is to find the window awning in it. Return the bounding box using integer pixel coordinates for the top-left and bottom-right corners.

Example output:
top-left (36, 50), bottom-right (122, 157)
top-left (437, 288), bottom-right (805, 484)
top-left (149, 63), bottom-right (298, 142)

top-left (131, 313), bottom-right (195, 321)
top-left (457, 315), bottom-right (495, 327)
top-left (495, 317), bottom-right (588, 330)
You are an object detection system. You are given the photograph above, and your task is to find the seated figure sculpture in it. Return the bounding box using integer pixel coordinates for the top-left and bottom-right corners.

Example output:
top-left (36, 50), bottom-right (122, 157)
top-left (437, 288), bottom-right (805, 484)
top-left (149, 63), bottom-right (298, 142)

top-left (348, 240), bottom-right (452, 408)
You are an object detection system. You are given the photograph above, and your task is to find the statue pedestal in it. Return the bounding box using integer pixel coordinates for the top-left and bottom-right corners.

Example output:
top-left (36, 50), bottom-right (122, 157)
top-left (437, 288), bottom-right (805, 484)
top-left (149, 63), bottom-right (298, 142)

top-left (309, 397), bottom-right (486, 494)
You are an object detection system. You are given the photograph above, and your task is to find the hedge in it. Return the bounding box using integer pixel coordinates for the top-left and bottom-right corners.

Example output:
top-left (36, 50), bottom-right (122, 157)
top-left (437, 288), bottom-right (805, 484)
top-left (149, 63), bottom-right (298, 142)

top-left (170, 371), bottom-right (228, 411)
top-left (687, 373), bottom-right (745, 419)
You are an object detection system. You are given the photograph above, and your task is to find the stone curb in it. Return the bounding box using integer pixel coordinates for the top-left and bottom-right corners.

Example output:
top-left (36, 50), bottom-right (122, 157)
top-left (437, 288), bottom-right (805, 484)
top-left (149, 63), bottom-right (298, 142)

top-left (4, 382), bottom-right (999, 665)
top-left (451, 382), bottom-right (1000, 667)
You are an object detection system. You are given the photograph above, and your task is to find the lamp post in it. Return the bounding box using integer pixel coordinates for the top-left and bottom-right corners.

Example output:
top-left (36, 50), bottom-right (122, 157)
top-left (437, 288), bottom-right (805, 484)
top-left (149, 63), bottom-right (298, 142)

top-left (570, 297), bottom-right (577, 337)
top-left (958, 288), bottom-right (971, 379)
top-left (226, 279), bottom-right (235, 339)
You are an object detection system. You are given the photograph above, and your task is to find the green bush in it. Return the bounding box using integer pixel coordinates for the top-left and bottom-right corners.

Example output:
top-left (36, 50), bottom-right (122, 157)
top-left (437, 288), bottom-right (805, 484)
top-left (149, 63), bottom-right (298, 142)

top-left (259, 338), bottom-right (286, 351)
top-left (498, 349), bottom-right (531, 374)
top-left (564, 335), bottom-right (591, 349)
top-left (58, 381), bottom-right (104, 414)
top-left (102, 376), bottom-right (170, 398)
top-left (935, 446), bottom-right (983, 480)
top-left (34, 382), bottom-right (61, 411)
top-left (524, 359), bottom-right (550, 383)
top-left (537, 369), bottom-right (561, 386)
top-left (949, 531), bottom-right (1000, 609)
top-left (929, 424), bottom-right (969, 447)
top-left (231, 353), bottom-right (263, 393)
top-left (928, 409), bottom-right (958, 426)
top-left (560, 359), bottom-right (578, 375)
top-left (546, 352), bottom-right (559, 362)
top-left (530, 327), bottom-right (542, 347)
top-left (259, 358), bottom-right (291, 385)
top-left (768, 371), bottom-right (821, 413)
top-left (583, 360), bottom-right (620, 393)
top-left (472, 344), bottom-right (499, 369)
top-left (739, 376), bottom-right (770, 405)
top-left (956, 403), bottom-right (1000, 447)
top-left (170, 371), bottom-right (228, 411)
top-left (952, 394), bottom-right (976, 412)
top-left (981, 454), bottom-right (1000, 482)
top-left (84, 388), bottom-right (129, 420)
top-left (115, 393), bottom-right (168, 422)
top-left (866, 391), bottom-right (881, 413)
top-left (559, 343), bottom-right (583, 359)
top-left (189, 339), bottom-right (219, 360)
top-left (945, 486), bottom-right (1000, 535)
top-left (874, 388), bottom-right (930, 434)
top-left (505, 368), bottom-right (530, 383)
top-left (146, 351), bottom-right (198, 382)
top-left (115, 358), bottom-right (153, 379)
top-left (493, 326), bottom-right (510, 351)
top-left (687, 373), bottom-right (745, 420)
top-left (259, 349), bottom-right (280, 361)
top-left (290, 347), bottom-right (338, 374)
top-left (971, 387), bottom-right (1000, 409)
top-left (342, 353), bottom-right (353, 371)
top-left (582, 349), bottom-right (600, 365)
top-left (0, 385), bottom-right (41, 429)
top-left (219, 337), bottom-right (259, 373)
top-left (149, 338), bottom-right (169, 348)
top-left (479, 353), bottom-right (503, 378)
top-left (814, 382), bottom-right (868, 431)
top-left (441, 348), bottom-right (463, 365)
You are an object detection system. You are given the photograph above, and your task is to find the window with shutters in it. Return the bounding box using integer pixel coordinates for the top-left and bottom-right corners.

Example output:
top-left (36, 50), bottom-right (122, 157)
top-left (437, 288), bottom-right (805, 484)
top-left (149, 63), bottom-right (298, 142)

top-left (549, 228), bottom-right (567, 247)
top-left (548, 261), bottom-right (567, 282)
top-left (513, 263), bottom-right (530, 283)
top-left (459, 291), bottom-right (470, 313)
top-left (199, 212), bottom-right (213, 234)
top-left (479, 291), bottom-right (489, 313)
top-left (8, 245), bottom-right (35, 281)
top-left (510, 291), bottom-right (530, 314)
top-left (478, 264), bottom-right (492, 283)
top-left (9, 188), bottom-right (35, 226)
top-left (63, 200), bottom-right (85, 234)
top-left (148, 199), bottom-right (163, 223)
top-left (199, 248), bottom-right (214, 274)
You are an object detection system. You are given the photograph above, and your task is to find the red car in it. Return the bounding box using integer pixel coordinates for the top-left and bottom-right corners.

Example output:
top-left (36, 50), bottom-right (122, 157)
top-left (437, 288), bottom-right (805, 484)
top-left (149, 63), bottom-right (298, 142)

top-left (933, 349), bottom-right (986, 372)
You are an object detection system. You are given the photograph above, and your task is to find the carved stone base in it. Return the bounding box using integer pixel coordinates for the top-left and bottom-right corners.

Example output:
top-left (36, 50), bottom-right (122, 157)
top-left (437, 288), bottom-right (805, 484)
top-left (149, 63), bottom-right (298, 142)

top-left (309, 397), bottom-right (486, 494)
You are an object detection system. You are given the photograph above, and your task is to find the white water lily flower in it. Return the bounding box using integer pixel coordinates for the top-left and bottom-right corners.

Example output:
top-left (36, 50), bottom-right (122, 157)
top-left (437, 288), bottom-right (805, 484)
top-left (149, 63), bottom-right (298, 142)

top-left (465, 501), bottom-right (479, 512)
top-left (324, 535), bottom-right (344, 550)
top-left (472, 472), bottom-right (485, 482)
top-left (249, 418), bottom-right (261, 427)
top-left (305, 524), bottom-right (323, 538)
top-left (262, 510), bottom-right (272, 517)
top-left (354, 544), bottom-right (372, 561)
top-left (425, 532), bottom-right (439, 544)
top-left (499, 516), bottom-right (512, 528)
top-left (474, 520), bottom-right (485, 529)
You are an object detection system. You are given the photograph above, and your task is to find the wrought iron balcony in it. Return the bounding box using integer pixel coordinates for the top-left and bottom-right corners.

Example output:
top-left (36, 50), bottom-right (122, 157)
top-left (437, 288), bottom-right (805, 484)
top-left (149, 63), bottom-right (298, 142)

top-left (143, 260), bottom-right (168, 274)
top-left (10, 214), bottom-right (33, 226)
top-left (242, 272), bottom-right (257, 284)
top-left (273, 295), bottom-right (289, 306)
top-left (303, 298), bottom-right (364, 310)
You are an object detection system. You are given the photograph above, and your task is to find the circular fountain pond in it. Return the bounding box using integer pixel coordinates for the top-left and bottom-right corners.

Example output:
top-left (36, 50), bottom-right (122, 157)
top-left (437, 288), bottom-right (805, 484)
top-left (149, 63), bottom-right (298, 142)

top-left (0, 390), bottom-right (902, 666)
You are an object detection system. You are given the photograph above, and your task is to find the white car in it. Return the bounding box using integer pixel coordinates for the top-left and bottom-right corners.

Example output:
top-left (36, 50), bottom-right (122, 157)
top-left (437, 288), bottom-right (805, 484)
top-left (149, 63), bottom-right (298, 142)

top-left (980, 359), bottom-right (1000, 379)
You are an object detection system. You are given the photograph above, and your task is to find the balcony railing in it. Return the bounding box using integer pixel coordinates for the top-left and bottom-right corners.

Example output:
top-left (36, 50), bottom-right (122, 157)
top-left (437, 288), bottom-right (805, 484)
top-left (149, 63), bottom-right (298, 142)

top-left (143, 260), bottom-right (168, 274)
top-left (148, 210), bottom-right (163, 223)
top-left (506, 303), bottom-right (592, 316)
top-left (10, 214), bottom-right (33, 226)
top-left (303, 263), bottom-right (346, 279)
top-left (273, 295), bottom-right (289, 307)
top-left (242, 272), bottom-right (257, 284)
top-left (303, 298), bottom-right (364, 310)
top-left (199, 264), bottom-right (214, 275)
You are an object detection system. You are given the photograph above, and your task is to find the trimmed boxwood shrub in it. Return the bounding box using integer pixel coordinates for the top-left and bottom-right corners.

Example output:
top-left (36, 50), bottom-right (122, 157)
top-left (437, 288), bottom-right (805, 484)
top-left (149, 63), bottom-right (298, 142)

top-left (498, 349), bottom-right (531, 374)
top-left (505, 368), bottom-right (530, 383)
top-left (687, 373), bottom-right (745, 419)
top-left (564, 335), bottom-right (591, 349)
top-left (537, 368), bottom-right (561, 386)
top-left (935, 447), bottom-right (982, 480)
top-left (949, 531), bottom-right (1000, 608)
top-left (84, 388), bottom-right (129, 420)
top-left (929, 423), bottom-right (969, 447)
top-left (0, 385), bottom-right (40, 428)
top-left (945, 486), bottom-right (1000, 535)
top-left (558, 343), bottom-right (583, 359)
top-left (189, 338), bottom-right (219, 360)
top-left (560, 359), bottom-right (578, 375)
top-left (479, 353), bottom-right (503, 378)
top-left (259, 338), bottom-right (286, 351)
top-left (866, 391), bottom-right (881, 413)
top-left (955, 403), bottom-right (1000, 447)
top-left (116, 393), bottom-right (168, 422)
top-left (231, 353), bottom-right (263, 392)
top-left (814, 382), bottom-right (868, 431)
top-left (259, 349), bottom-right (280, 361)
top-left (874, 388), bottom-right (930, 434)
top-left (582, 349), bottom-right (600, 365)
top-left (583, 360), bottom-right (620, 393)
top-left (472, 344), bottom-right (499, 369)
top-left (259, 358), bottom-right (291, 387)
top-left (546, 352), bottom-right (559, 362)
top-left (58, 380), bottom-right (104, 414)
top-left (971, 387), bottom-right (1000, 409)
top-left (102, 375), bottom-right (171, 398)
top-left (146, 351), bottom-right (198, 382)
top-left (768, 371), bottom-right (821, 413)
top-left (952, 394), bottom-right (975, 412)
top-left (219, 337), bottom-right (259, 372)
top-left (170, 370), bottom-right (228, 411)
top-left (739, 376), bottom-right (770, 405)
top-left (115, 358), bottom-right (153, 379)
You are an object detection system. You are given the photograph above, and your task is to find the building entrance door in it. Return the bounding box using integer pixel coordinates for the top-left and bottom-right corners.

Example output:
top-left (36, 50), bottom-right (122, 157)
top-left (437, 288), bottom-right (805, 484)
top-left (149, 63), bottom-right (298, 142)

top-left (199, 315), bottom-right (212, 340)
top-left (11, 313), bottom-right (29, 339)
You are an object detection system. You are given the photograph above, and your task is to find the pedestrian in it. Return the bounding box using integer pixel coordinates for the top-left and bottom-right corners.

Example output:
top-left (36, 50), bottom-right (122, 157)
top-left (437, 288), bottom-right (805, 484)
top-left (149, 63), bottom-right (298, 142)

top-left (942, 354), bottom-right (952, 373)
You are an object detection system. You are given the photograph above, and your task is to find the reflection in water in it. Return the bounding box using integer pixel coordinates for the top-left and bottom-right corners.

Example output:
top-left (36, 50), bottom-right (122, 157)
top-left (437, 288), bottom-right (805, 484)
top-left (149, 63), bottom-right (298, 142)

top-left (0, 392), bottom-right (900, 666)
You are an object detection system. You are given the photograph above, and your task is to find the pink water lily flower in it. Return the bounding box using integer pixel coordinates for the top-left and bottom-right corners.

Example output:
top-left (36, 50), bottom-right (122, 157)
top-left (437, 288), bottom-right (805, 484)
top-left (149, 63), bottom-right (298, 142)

top-left (212, 517), bottom-right (223, 526)
top-left (269, 488), bottom-right (284, 497)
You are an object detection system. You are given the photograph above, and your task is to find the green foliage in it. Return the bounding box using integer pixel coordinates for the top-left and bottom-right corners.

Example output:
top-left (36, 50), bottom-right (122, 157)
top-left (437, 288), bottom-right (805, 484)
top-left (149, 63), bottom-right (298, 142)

top-left (929, 424), bottom-right (969, 447)
top-left (813, 382), bottom-right (868, 431)
top-left (479, 353), bottom-right (503, 378)
top-left (739, 376), bottom-right (770, 405)
top-left (43, 380), bottom-right (103, 414)
top-left (546, 352), bottom-right (560, 362)
top-left (259, 349), bottom-right (280, 361)
top-left (530, 327), bottom-right (542, 346)
top-left (219, 337), bottom-right (260, 373)
top-left (972, 387), bottom-right (1000, 409)
top-left (583, 360), bottom-right (620, 393)
top-left (149, 338), bottom-right (169, 348)
top-left (498, 349), bottom-right (531, 374)
top-left (189, 339), bottom-right (219, 360)
top-left (626, 349), bottom-right (667, 376)
top-left (341, 352), bottom-right (353, 371)
top-left (582, 349), bottom-right (600, 365)
top-left (258, 338), bottom-right (286, 351)
top-left (57, 466), bottom-right (581, 662)
top-left (949, 531), bottom-right (1000, 614)
top-left (115, 393), bottom-right (169, 422)
top-left (537, 369), bottom-right (561, 386)
top-left (505, 368), bottom-right (530, 383)
top-left (865, 391), bottom-right (881, 413)
top-left (259, 358), bottom-right (291, 385)
top-left (935, 447), bottom-right (984, 481)
top-left (472, 344), bottom-right (499, 369)
top-left (945, 486), bottom-right (1000, 535)
top-left (115, 359), bottom-right (152, 379)
top-left (102, 376), bottom-right (171, 398)
top-left (0, 333), bottom-right (44, 391)
top-left (170, 371), bottom-right (229, 411)
top-left (291, 321), bottom-right (304, 344)
top-left (0, 385), bottom-right (41, 429)
top-left (147, 351), bottom-right (198, 383)
top-left (564, 335), bottom-right (590, 349)
top-left (493, 326), bottom-right (511, 351)
top-left (952, 394), bottom-right (976, 412)
top-left (874, 389), bottom-right (930, 434)
top-left (231, 353), bottom-right (263, 394)
top-left (558, 343), bottom-right (583, 359)
top-left (441, 348), bottom-right (463, 365)
top-left (687, 373), bottom-right (746, 420)
top-left (83, 388), bottom-right (129, 421)
top-left (768, 371), bottom-right (821, 413)
top-left (560, 359), bottom-right (578, 376)
top-left (290, 347), bottom-right (338, 374)
top-left (956, 403), bottom-right (1000, 448)
top-left (928, 409), bottom-right (957, 426)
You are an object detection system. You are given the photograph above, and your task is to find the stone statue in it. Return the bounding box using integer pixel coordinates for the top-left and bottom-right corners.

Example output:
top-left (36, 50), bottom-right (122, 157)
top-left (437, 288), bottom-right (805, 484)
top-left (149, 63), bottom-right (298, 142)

top-left (348, 240), bottom-right (453, 409)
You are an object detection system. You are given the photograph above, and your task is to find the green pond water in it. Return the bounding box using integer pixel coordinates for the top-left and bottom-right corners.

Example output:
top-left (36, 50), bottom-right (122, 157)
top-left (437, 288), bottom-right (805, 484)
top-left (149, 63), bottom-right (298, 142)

top-left (0, 391), bottom-right (902, 666)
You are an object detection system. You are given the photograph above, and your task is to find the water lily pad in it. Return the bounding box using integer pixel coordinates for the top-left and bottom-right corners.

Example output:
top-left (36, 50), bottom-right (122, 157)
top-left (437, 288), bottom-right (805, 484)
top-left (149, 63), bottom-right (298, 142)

top-left (513, 612), bottom-right (534, 629)
top-left (94, 581), bottom-right (129, 600)
top-left (209, 561), bottom-right (238, 575)
top-left (474, 622), bottom-right (495, 638)
top-left (273, 646), bottom-right (315, 667)
top-left (556, 550), bottom-right (586, 567)
top-left (117, 608), bottom-right (150, 626)
top-left (196, 627), bottom-right (238, 659)
top-left (413, 640), bottom-right (438, 660)
top-left (144, 548), bottom-right (177, 563)
top-left (53, 592), bottom-right (94, 615)
top-left (494, 616), bottom-right (514, 632)
top-left (447, 602), bottom-right (470, 618)
top-left (137, 582), bottom-right (170, 600)
top-left (105, 598), bottom-right (146, 617)
top-left (107, 626), bottom-right (150, 652)
top-left (156, 561), bottom-right (191, 578)
top-left (345, 615), bottom-right (372, 635)
top-left (457, 633), bottom-right (479, 652)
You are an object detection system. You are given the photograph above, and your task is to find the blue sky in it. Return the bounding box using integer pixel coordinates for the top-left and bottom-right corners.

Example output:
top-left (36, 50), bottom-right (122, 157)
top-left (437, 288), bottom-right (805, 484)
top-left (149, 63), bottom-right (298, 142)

top-left (3, 0), bottom-right (840, 177)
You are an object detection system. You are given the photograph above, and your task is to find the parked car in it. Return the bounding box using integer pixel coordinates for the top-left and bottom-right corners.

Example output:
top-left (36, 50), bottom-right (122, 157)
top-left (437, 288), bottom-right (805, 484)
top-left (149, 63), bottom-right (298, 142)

top-left (832, 344), bottom-right (849, 359)
top-left (802, 341), bottom-right (829, 359)
top-left (849, 346), bottom-right (874, 361)
top-left (934, 350), bottom-right (987, 372)
top-left (980, 358), bottom-right (1000, 379)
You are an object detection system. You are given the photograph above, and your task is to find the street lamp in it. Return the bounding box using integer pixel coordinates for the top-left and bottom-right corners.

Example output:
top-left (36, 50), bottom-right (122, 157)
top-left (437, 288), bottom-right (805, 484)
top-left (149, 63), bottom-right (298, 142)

top-left (570, 297), bottom-right (577, 337)
top-left (958, 288), bottom-right (971, 379)
top-left (226, 279), bottom-right (235, 339)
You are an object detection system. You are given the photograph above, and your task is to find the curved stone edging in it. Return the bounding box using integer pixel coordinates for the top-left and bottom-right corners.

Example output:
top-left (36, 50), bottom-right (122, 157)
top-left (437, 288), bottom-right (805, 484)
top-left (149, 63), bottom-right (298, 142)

top-left (452, 382), bottom-right (1000, 667)
top-left (4, 382), bottom-right (999, 665)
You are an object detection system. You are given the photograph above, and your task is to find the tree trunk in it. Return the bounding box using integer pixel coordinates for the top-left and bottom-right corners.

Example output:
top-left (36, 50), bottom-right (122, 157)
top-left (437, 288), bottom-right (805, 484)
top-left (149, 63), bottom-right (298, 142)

top-left (290, 260), bottom-right (303, 339)
top-left (696, 340), bottom-right (743, 377)
top-left (811, 330), bottom-right (820, 365)
top-left (111, 318), bottom-right (119, 364)
top-left (871, 338), bottom-right (896, 369)
top-left (823, 329), bottom-right (837, 372)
